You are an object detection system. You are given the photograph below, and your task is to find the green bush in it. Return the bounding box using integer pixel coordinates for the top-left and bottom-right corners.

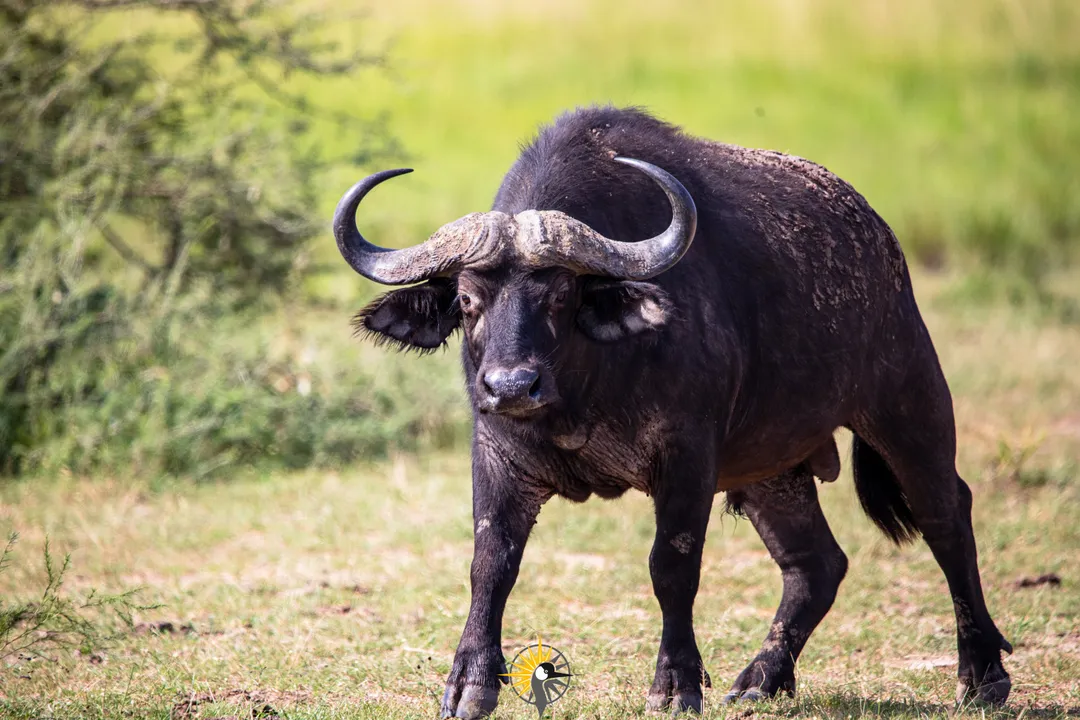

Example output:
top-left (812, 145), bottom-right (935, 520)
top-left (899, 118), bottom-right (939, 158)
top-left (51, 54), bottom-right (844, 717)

top-left (0, 0), bottom-right (470, 479)
top-left (0, 266), bottom-right (469, 477)
top-left (0, 533), bottom-right (147, 661)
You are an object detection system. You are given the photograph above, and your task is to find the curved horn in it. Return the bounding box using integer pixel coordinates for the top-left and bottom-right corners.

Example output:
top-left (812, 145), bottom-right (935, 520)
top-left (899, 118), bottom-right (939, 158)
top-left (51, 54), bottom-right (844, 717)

top-left (550, 156), bottom-right (697, 280)
top-left (333, 169), bottom-right (499, 285)
top-left (334, 158), bottom-right (697, 283)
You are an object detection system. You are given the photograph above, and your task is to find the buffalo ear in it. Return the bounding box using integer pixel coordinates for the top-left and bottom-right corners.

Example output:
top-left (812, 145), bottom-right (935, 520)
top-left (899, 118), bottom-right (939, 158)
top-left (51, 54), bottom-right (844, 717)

top-left (577, 280), bottom-right (674, 342)
top-left (353, 278), bottom-right (460, 352)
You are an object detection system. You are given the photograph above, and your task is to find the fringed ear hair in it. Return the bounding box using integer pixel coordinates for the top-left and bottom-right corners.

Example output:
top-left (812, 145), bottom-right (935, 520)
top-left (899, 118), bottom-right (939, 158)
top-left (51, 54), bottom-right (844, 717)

top-left (577, 280), bottom-right (675, 343)
top-left (352, 279), bottom-right (461, 353)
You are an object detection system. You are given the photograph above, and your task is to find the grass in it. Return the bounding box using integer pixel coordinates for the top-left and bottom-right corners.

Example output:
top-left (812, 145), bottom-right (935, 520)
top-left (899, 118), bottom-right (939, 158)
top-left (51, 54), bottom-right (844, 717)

top-left (295, 0), bottom-right (1080, 303)
top-left (1, 270), bottom-right (1078, 719)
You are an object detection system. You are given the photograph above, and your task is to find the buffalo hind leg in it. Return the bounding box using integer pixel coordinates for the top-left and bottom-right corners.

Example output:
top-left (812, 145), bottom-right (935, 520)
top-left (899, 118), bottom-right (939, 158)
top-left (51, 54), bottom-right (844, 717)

top-left (646, 450), bottom-right (716, 715)
top-left (722, 466), bottom-right (847, 703)
top-left (853, 351), bottom-right (1011, 705)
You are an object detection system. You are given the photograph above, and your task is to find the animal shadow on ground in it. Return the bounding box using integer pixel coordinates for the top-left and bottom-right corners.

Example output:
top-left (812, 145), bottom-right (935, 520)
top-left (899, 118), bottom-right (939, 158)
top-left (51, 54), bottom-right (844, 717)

top-left (754, 694), bottom-right (1080, 720)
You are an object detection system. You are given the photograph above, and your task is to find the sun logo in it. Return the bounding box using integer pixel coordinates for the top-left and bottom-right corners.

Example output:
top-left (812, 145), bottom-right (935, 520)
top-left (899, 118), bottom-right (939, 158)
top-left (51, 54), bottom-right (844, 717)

top-left (501, 637), bottom-right (573, 717)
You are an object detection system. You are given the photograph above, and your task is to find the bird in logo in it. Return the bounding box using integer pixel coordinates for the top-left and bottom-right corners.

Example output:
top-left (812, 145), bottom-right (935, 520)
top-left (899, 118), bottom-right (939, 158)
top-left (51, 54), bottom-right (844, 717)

top-left (501, 638), bottom-right (573, 718)
top-left (529, 661), bottom-right (572, 717)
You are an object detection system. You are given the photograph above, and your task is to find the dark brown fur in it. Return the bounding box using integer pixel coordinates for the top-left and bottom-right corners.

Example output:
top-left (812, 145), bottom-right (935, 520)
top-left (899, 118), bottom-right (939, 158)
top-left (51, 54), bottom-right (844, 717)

top-left (350, 106), bottom-right (1012, 717)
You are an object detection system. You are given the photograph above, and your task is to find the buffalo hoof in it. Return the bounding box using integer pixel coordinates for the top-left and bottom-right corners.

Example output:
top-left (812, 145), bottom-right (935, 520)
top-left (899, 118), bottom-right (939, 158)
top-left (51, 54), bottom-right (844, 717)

top-left (720, 688), bottom-right (768, 705)
top-left (441, 685), bottom-right (499, 719)
top-left (647, 665), bottom-right (709, 715)
top-left (956, 666), bottom-right (1011, 707)
top-left (440, 644), bottom-right (507, 719)
top-left (646, 689), bottom-right (703, 715)
top-left (724, 655), bottom-right (795, 705)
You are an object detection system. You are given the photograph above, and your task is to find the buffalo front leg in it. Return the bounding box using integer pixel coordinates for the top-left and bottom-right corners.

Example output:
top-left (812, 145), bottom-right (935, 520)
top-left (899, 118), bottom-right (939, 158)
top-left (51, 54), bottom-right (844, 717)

top-left (722, 466), bottom-right (848, 703)
top-left (646, 453), bottom-right (715, 715)
top-left (440, 450), bottom-right (542, 720)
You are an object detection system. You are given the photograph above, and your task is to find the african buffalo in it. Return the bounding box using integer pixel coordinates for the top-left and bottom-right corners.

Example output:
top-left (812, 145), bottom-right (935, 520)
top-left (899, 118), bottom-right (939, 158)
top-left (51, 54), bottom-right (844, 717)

top-left (332, 106), bottom-right (1011, 717)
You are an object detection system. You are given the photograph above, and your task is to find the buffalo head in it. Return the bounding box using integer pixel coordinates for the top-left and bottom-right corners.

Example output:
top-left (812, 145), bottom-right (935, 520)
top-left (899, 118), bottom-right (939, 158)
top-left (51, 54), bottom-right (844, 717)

top-left (333, 157), bottom-right (697, 418)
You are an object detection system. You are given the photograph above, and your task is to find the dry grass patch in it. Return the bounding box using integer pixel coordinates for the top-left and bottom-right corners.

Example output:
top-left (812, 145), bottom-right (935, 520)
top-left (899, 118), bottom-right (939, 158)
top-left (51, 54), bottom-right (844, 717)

top-left (1, 278), bottom-right (1078, 719)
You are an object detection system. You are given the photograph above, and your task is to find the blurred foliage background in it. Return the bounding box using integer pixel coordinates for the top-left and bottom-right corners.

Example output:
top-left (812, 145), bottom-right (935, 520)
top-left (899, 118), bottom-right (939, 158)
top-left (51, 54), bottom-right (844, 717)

top-left (1, 0), bottom-right (1078, 480)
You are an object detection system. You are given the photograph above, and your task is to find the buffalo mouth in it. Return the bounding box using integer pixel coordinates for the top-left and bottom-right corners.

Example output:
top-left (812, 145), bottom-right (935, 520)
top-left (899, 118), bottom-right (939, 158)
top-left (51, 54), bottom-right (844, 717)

top-left (477, 396), bottom-right (551, 418)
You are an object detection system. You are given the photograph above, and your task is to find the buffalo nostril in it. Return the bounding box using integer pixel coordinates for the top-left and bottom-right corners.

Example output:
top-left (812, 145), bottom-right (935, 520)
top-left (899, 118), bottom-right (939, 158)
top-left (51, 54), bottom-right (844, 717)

top-left (482, 366), bottom-right (542, 402)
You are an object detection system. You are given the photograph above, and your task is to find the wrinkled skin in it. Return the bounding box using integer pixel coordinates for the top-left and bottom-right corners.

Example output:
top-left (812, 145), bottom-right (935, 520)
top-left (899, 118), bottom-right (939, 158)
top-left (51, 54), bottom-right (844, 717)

top-left (351, 107), bottom-right (1011, 718)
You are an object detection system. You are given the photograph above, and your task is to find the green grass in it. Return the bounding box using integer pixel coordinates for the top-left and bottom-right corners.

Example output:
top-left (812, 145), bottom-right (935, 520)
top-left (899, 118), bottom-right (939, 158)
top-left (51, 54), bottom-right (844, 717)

top-left (294, 0), bottom-right (1080, 304)
top-left (1, 272), bottom-right (1078, 718)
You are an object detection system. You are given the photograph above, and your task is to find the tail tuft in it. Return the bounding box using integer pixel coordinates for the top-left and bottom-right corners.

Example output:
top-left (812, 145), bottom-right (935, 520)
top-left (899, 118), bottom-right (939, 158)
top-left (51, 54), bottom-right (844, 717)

top-left (852, 434), bottom-right (920, 544)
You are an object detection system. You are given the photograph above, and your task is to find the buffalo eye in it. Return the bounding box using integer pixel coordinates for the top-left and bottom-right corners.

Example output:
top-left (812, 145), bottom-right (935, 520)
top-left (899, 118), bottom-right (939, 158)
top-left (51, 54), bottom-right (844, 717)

top-left (458, 292), bottom-right (474, 311)
top-left (549, 282), bottom-right (571, 310)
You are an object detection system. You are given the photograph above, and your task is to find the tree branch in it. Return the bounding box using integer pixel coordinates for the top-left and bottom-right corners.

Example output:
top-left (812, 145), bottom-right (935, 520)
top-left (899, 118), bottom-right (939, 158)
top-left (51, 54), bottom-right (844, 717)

top-left (60, 0), bottom-right (216, 8)
top-left (99, 223), bottom-right (159, 274)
